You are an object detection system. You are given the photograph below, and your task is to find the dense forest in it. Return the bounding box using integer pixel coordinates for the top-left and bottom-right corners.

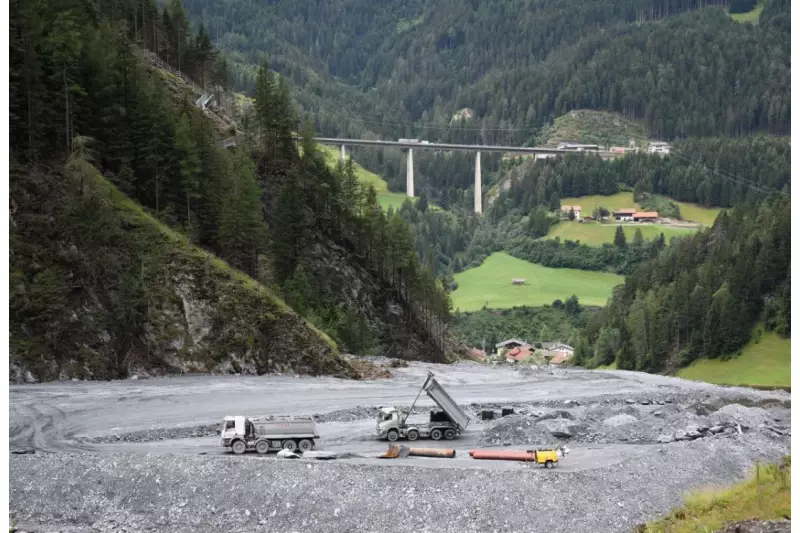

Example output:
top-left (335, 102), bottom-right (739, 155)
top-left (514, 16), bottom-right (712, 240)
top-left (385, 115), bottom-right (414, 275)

top-left (178, 0), bottom-right (789, 209)
top-left (574, 195), bottom-right (791, 371)
top-left (9, 0), bottom-right (460, 380)
top-left (452, 304), bottom-right (591, 352)
top-left (490, 136), bottom-right (790, 221)
top-left (181, 0), bottom-right (789, 144)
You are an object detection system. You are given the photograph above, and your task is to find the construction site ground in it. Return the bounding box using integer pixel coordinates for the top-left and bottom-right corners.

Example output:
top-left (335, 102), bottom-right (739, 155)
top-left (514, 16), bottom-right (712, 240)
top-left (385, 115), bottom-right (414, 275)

top-left (9, 361), bottom-right (791, 533)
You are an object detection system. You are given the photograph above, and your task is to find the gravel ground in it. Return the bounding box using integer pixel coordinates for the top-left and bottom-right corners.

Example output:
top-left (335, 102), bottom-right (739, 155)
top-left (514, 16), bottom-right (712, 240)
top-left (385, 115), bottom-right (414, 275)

top-left (479, 400), bottom-right (791, 446)
top-left (9, 362), bottom-right (792, 532)
top-left (9, 433), bottom-right (788, 533)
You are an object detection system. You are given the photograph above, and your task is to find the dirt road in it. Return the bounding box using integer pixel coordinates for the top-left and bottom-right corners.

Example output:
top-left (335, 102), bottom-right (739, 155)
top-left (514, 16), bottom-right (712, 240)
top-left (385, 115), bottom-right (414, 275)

top-left (9, 362), bottom-right (791, 533)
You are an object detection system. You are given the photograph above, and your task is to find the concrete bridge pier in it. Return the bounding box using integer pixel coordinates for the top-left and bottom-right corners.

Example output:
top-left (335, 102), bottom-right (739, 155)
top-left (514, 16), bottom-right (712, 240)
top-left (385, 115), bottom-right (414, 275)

top-left (406, 148), bottom-right (414, 197)
top-left (474, 151), bottom-right (482, 214)
top-left (340, 144), bottom-right (346, 163)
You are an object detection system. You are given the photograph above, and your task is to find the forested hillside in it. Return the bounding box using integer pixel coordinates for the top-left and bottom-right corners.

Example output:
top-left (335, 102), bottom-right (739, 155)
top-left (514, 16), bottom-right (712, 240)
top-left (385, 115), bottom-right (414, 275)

top-left (9, 0), bottom-right (462, 381)
top-left (182, 0), bottom-right (789, 206)
top-left (574, 195), bottom-right (791, 371)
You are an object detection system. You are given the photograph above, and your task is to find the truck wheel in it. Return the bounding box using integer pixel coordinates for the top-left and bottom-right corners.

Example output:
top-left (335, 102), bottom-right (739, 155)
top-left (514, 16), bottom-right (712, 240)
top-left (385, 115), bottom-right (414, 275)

top-left (430, 429), bottom-right (443, 440)
top-left (232, 440), bottom-right (247, 455)
top-left (407, 430), bottom-right (419, 441)
top-left (387, 430), bottom-right (399, 442)
top-left (298, 439), bottom-right (313, 452)
top-left (282, 439), bottom-right (297, 452)
top-left (255, 440), bottom-right (269, 454)
top-left (444, 429), bottom-right (456, 440)
top-left (545, 460), bottom-right (553, 469)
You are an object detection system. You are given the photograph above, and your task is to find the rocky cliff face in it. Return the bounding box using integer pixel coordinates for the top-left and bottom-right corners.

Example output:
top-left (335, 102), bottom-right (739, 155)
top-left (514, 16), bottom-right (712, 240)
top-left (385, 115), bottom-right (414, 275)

top-left (300, 240), bottom-right (466, 363)
top-left (9, 161), bottom-right (357, 382)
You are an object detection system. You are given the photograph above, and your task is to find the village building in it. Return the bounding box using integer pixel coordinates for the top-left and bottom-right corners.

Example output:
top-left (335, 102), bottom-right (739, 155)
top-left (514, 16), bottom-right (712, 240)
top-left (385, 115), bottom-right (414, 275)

top-left (560, 205), bottom-right (582, 220)
top-left (613, 208), bottom-right (637, 221)
top-left (648, 141), bottom-right (671, 155)
top-left (633, 211), bottom-right (659, 222)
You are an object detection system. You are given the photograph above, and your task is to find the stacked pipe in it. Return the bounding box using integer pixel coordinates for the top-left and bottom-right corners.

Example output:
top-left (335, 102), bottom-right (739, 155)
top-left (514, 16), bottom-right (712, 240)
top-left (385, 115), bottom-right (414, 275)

top-left (469, 450), bottom-right (537, 461)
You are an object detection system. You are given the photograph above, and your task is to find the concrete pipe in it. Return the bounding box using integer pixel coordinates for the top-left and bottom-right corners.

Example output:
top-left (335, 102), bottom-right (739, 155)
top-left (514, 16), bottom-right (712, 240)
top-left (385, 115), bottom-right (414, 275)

top-left (408, 448), bottom-right (456, 458)
top-left (468, 450), bottom-right (537, 462)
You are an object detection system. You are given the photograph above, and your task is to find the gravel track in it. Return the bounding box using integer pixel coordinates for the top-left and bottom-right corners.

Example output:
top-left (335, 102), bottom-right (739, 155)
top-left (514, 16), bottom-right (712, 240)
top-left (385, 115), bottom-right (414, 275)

top-left (9, 362), bottom-right (792, 532)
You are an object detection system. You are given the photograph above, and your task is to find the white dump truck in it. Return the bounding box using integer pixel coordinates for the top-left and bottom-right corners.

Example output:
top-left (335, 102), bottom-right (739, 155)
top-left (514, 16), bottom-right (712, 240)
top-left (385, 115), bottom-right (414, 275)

top-left (220, 415), bottom-right (319, 455)
top-left (376, 371), bottom-right (470, 442)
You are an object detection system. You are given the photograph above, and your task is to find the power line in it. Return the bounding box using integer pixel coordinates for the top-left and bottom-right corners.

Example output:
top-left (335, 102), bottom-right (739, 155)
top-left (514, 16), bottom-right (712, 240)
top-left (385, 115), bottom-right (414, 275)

top-left (670, 151), bottom-right (788, 197)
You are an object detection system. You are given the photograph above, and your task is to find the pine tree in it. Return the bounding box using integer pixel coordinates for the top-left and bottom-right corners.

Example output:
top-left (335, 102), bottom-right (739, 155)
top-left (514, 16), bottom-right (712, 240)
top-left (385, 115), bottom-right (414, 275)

top-left (632, 228), bottom-right (644, 247)
top-left (614, 225), bottom-right (628, 248)
top-left (173, 112), bottom-right (199, 231)
top-left (218, 151), bottom-right (266, 276)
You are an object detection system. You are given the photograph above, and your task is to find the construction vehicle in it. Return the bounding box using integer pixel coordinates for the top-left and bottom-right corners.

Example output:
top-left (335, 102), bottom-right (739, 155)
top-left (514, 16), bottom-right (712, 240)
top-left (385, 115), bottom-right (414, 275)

top-left (220, 415), bottom-right (319, 455)
top-left (376, 371), bottom-right (470, 442)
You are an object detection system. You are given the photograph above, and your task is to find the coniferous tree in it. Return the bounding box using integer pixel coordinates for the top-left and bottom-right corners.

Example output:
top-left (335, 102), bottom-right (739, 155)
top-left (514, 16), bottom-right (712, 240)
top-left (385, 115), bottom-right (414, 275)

top-left (613, 225), bottom-right (627, 248)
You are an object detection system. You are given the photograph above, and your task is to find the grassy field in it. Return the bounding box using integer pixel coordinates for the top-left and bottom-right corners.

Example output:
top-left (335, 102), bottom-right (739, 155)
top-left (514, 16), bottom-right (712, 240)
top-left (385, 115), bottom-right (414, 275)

top-left (562, 192), bottom-right (720, 226)
top-left (677, 329), bottom-right (791, 388)
top-left (729, 2), bottom-right (763, 23)
top-left (317, 144), bottom-right (411, 210)
top-left (676, 201), bottom-right (721, 226)
top-left (451, 252), bottom-right (623, 311)
top-left (546, 221), bottom-right (696, 245)
top-left (561, 192), bottom-right (639, 214)
top-left (538, 109), bottom-right (648, 147)
top-left (642, 457), bottom-right (790, 533)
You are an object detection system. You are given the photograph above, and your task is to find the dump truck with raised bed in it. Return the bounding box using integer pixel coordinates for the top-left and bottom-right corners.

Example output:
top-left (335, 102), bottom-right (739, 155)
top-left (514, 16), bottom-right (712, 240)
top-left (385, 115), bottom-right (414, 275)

top-left (376, 371), bottom-right (470, 442)
top-left (220, 415), bottom-right (319, 455)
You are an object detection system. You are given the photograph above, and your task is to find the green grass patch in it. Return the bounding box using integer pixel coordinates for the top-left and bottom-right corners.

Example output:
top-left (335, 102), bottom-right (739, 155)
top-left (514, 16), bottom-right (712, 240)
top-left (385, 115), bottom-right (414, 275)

top-left (642, 457), bottom-right (790, 533)
top-left (546, 221), bottom-right (696, 246)
top-left (677, 329), bottom-right (791, 388)
top-left (451, 252), bottom-right (623, 311)
top-left (378, 193), bottom-right (413, 211)
top-left (538, 109), bottom-right (648, 147)
top-left (396, 12), bottom-right (425, 33)
top-left (562, 192), bottom-right (720, 226)
top-left (317, 144), bottom-right (413, 212)
top-left (561, 192), bottom-right (639, 215)
top-left (318, 144), bottom-right (390, 193)
top-left (729, 2), bottom-right (763, 23)
top-left (675, 201), bottom-right (721, 226)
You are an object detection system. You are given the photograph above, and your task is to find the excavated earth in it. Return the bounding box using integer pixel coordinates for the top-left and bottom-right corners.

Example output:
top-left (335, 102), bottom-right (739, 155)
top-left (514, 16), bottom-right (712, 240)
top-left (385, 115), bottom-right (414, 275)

top-left (9, 362), bottom-right (791, 533)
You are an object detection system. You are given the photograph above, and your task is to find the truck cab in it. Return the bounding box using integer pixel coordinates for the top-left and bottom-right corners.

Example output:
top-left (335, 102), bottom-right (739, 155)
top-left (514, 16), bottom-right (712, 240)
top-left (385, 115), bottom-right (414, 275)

top-left (376, 407), bottom-right (403, 439)
top-left (220, 415), bottom-right (245, 447)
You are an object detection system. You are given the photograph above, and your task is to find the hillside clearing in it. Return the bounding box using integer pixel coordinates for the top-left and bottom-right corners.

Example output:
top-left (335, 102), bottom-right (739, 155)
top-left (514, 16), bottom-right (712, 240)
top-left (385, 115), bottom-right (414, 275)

top-left (561, 192), bottom-right (639, 214)
top-left (546, 221), bottom-right (696, 246)
top-left (677, 201), bottom-right (721, 226)
top-left (641, 457), bottom-right (790, 533)
top-left (537, 109), bottom-right (648, 147)
top-left (729, 3), bottom-right (763, 23)
top-left (318, 144), bottom-right (411, 211)
top-left (451, 252), bottom-right (622, 311)
top-left (677, 330), bottom-right (790, 388)
top-left (562, 192), bottom-right (720, 226)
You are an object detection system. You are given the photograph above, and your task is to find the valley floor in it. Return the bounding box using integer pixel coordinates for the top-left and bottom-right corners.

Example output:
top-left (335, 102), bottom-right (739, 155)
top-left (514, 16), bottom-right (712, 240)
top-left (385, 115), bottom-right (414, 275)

top-left (9, 362), bottom-right (790, 533)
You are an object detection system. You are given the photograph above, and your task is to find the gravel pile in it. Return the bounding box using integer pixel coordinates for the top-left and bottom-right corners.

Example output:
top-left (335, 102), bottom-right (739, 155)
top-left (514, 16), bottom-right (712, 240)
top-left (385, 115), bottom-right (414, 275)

top-left (80, 424), bottom-right (220, 444)
top-left (10, 434), bottom-right (789, 533)
top-left (480, 402), bottom-right (791, 446)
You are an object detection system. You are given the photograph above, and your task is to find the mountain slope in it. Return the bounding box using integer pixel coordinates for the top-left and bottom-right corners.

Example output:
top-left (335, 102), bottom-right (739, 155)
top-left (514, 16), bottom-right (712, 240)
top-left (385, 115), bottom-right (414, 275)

top-left (9, 157), bottom-right (355, 381)
top-left (184, 0), bottom-right (789, 143)
top-left (9, 0), bottom-right (464, 381)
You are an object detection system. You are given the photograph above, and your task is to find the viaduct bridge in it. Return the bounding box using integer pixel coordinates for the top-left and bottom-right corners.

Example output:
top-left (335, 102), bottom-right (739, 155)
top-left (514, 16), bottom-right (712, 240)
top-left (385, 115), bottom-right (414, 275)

top-left (315, 138), bottom-right (618, 214)
top-left (136, 46), bottom-right (619, 215)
